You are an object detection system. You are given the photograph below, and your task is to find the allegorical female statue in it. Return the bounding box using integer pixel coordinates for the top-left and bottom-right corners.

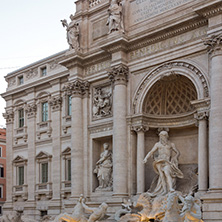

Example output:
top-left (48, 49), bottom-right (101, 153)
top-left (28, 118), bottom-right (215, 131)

top-left (94, 143), bottom-right (113, 191)
top-left (106, 0), bottom-right (124, 34)
top-left (143, 131), bottom-right (184, 197)
top-left (61, 14), bottom-right (80, 50)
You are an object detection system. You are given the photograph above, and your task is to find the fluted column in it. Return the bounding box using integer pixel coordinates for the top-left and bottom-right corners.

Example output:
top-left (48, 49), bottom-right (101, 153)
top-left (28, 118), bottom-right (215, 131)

top-left (109, 64), bottom-right (129, 196)
top-left (132, 125), bottom-right (149, 194)
top-left (63, 80), bottom-right (89, 198)
top-left (204, 33), bottom-right (222, 190)
top-left (195, 111), bottom-right (209, 192)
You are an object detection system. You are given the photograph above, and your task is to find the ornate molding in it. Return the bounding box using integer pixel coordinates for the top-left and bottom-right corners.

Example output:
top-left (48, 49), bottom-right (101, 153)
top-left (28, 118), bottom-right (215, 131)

top-left (63, 80), bottom-right (90, 97)
top-left (108, 64), bottom-right (129, 85)
top-left (49, 96), bottom-right (62, 112)
top-left (194, 111), bottom-right (209, 121)
top-left (203, 33), bottom-right (222, 56)
top-left (3, 110), bottom-right (14, 124)
top-left (25, 103), bottom-right (37, 118)
top-left (131, 125), bottom-right (149, 133)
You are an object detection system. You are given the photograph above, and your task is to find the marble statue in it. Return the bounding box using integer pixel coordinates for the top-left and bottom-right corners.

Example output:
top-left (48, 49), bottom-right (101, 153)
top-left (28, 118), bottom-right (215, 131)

top-left (143, 131), bottom-right (184, 196)
top-left (115, 199), bottom-right (133, 221)
top-left (106, 0), bottom-right (124, 34)
top-left (0, 212), bottom-right (22, 222)
top-left (180, 194), bottom-right (203, 222)
top-left (61, 14), bottom-right (80, 50)
top-left (81, 201), bottom-right (108, 222)
top-left (94, 143), bottom-right (113, 190)
top-left (92, 88), bottom-right (112, 119)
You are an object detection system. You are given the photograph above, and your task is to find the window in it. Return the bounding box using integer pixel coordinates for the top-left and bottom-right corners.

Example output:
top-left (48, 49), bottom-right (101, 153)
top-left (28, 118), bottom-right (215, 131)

top-left (41, 67), bottom-right (47, 77)
top-left (18, 109), bottom-right (24, 128)
top-left (0, 166), bottom-right (3, 178)
top-left (18, 76), bottom-right (24, 85)
top-left (18, 166), bottom-right (24, 185)
top-left (67, 159), bottom-right (71, 181)
top-left (68, 95), bottom-right (72, 116)
top-left (42, 102), bottom-right (48, 122)
top-left (0, 206), bottom-right (2, 215)
top-left (41, 163), bottom-right (48, 183)
top-left (0, 147), bottom-right (2, 157)
top-left (0, 186), bottom-right (3, 198)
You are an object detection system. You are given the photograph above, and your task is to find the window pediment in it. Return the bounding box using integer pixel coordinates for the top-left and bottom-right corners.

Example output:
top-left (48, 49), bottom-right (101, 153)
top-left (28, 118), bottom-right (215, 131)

top-left (62, 147), bottom-right (71, 156)
top-left (13, 155), bottom-right (27, 164)
top-left (36, 151), bottom-right (52, 161)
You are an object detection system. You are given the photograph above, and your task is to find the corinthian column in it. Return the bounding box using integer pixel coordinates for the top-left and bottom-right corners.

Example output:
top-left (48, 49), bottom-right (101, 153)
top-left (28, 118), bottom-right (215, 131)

top-left (109, 64), bottom-right (128, 196)
top-left (132, 125), bottom-right (149, 194)
top-left (204, 33), bottom-right (222, 190)
top-left (63, 80), bottom-right (89, 198)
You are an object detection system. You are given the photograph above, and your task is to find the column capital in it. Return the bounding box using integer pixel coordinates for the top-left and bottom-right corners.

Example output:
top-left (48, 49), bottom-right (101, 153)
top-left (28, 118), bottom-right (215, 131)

top-left (108, 64), bottom-right (129, 85)
top-left (3, 110), bottom-right (14, 124)
top-left (63, 79), bottom-right (90, 97)
top-left (49, 96), bottom-right (62, 112)
top-left (203, 32), bottom-right (222, 56)
top-left (131, 125), bottom-right (149, 133)
top-left (194, 110), bottom-right (209, 121)
top-left (25, 103), bottom-right (37, 119)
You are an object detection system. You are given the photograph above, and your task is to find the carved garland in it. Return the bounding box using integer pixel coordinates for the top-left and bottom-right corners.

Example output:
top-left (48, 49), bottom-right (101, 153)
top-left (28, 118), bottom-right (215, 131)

top-left (133, 61), bottom-right (209, 114)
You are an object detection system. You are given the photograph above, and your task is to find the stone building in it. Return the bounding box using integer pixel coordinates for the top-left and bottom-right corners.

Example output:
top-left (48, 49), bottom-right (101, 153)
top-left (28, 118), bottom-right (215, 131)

top-left (1, 0), bottom-right (222, 221)
top-left (0, 128), bottom-right (6, 216)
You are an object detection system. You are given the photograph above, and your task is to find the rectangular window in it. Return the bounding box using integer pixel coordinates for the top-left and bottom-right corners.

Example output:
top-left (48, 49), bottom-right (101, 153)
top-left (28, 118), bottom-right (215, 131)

top-left (41, 67), bottom-right (47, 77)
top-left (42, 102), bottom-right (48, 122)
top-left (0, 206), bottom-right (2, 215)
top-left (18, 76), bottom-right (24, 85)
top-left (41, 163), bottom-right (48, 183)
top-left (18, 166), bottom-right (24, 185)
top-left (67, 159), bottom-right (71, 181)
top-left (68, 95), bottom-right (72, 116)
top-left (0, 147), bottom-right (2, 157)
top-left (0, 186), bottom-right (2, 198)
top-left (0, 167), bottom-right (3, 178)
top-left (18, 109), bottom-right (24, 128)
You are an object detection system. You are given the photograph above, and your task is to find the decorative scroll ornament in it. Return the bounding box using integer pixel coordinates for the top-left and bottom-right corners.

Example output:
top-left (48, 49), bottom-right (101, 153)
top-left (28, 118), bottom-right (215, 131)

top-left (61, 14), bottom-right (80, 51)
top-left (92, 86), bottom-right (112, 119)
top-left (63, 80), bottom-right (90, 97)
top-left (49, 96), bottom-right (62, 111)
top-left (131, 125), bottom-right (149, 132)
top-left (107, 0), bottom-right (125, 34)
top-left (108, 64), bottom-right (129, 85)
top-left (3, 110), bottom-right (14, 124)
top-left (203, 33), bottom-right (222, 54)
top-left (25, 103), bottom-right (37, 118)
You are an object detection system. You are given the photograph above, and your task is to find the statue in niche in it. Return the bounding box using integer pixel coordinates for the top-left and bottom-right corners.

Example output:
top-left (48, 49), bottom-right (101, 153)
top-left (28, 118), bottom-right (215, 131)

top-left (143, 131), bottom-right (184, 197)
top-left (106, 0), bottom-right (124, 34)
top-left (92, 87), bottom-right (112, 119)
top-left (94, 143), bottom-right (113, 191)
top-left (61, 14), bottom-right (80, 50)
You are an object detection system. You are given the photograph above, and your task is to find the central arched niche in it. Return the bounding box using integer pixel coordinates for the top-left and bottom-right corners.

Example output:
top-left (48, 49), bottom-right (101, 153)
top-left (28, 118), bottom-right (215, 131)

top-left (142, 74), bottom-right (199, 194)
top-left (143, 74), bottom-right (197, 116)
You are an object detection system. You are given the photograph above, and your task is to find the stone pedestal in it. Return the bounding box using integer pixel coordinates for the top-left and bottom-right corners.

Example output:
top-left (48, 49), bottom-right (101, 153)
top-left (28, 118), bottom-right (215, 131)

top-left (109, 64), bottom-right (129, 196)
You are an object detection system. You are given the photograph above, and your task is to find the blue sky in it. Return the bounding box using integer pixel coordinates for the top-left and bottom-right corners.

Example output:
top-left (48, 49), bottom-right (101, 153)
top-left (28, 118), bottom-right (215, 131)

top-left (0, 0), bottom-right (76, 126)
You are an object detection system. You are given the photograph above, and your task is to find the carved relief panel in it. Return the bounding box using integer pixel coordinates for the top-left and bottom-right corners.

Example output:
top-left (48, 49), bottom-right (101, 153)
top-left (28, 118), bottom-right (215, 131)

top-left (92, 84), bottom-right (112, 120)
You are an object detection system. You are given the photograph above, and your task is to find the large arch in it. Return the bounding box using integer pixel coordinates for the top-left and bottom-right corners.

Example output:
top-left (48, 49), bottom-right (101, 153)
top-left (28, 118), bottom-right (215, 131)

top-left (133, 60), bottom-right (209, 114)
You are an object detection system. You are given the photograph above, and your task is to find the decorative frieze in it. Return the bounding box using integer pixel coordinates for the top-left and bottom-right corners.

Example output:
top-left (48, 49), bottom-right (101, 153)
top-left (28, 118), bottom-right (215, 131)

top-left (92, 85), bottom-right (112, 120)
top-left (25, 103), bottom-right (37, 118)
top-left (49, 96), bottom-right (62, 112)
top-left (108, 64), bottom-right (129, 85)
top-left (63, 80), bottom-right (90, 97)
top-left (131, 125), bottom-right (149, 132)
top-left (204, 33), bottom-right (222, 56)
top-left (3, 110), bottom-right (14, 124)
top-left (89, 0), bottom-right (101, 8)
top-left (26, 69), bottom-right (38, 80)
top-left (7, 77), bottom-right (16, 87)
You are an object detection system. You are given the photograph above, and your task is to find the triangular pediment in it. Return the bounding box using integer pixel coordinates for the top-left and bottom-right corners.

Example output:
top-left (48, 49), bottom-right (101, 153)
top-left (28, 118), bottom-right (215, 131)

top-left (62, 147), bottom-right (71, 155)
top-left (13, 155), bottom-right (27, 163)
top-left (36, 151), bottom-right (52, 160)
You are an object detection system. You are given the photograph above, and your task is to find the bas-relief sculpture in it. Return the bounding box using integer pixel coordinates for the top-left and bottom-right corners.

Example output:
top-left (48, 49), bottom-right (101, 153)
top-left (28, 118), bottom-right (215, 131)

top-left (92, 87), bottom-right (112, 119)
top-left (106, 0), bottom-right (124, 34)
top-left (61, 15), bottom-right (80, 51)
top-left (94, 143), bottom-right (113, 191)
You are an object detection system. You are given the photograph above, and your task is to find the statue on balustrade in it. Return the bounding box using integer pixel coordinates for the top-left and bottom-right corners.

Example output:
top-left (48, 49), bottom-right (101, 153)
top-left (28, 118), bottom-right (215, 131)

top-left (61, 14), bottom-right (80, 51)
top-left (94, 143), bottom-right (113, 191)
top-left (143, 130), bottom-right (184, 197)
top-left (106, 0), bottom-right (124, 34)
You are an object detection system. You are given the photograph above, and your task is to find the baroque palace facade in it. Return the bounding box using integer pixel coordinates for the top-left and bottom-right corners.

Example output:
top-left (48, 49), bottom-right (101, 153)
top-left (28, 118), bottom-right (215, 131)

top-left (2, 0), bottom-right (222, 221)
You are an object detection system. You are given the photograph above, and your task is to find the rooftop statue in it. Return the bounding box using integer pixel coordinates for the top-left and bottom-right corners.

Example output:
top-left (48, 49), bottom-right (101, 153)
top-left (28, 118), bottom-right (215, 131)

top-left (143, 131), bottom-right (184, 197)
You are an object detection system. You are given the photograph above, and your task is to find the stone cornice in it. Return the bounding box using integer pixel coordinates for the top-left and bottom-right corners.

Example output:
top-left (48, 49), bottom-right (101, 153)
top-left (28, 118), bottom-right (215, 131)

top-left (108, 64), bottom-right (129, 86)
top-left (63, 79), bottom-right (90, 97)
top-left (59, 52), bottom-right (84, 69)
